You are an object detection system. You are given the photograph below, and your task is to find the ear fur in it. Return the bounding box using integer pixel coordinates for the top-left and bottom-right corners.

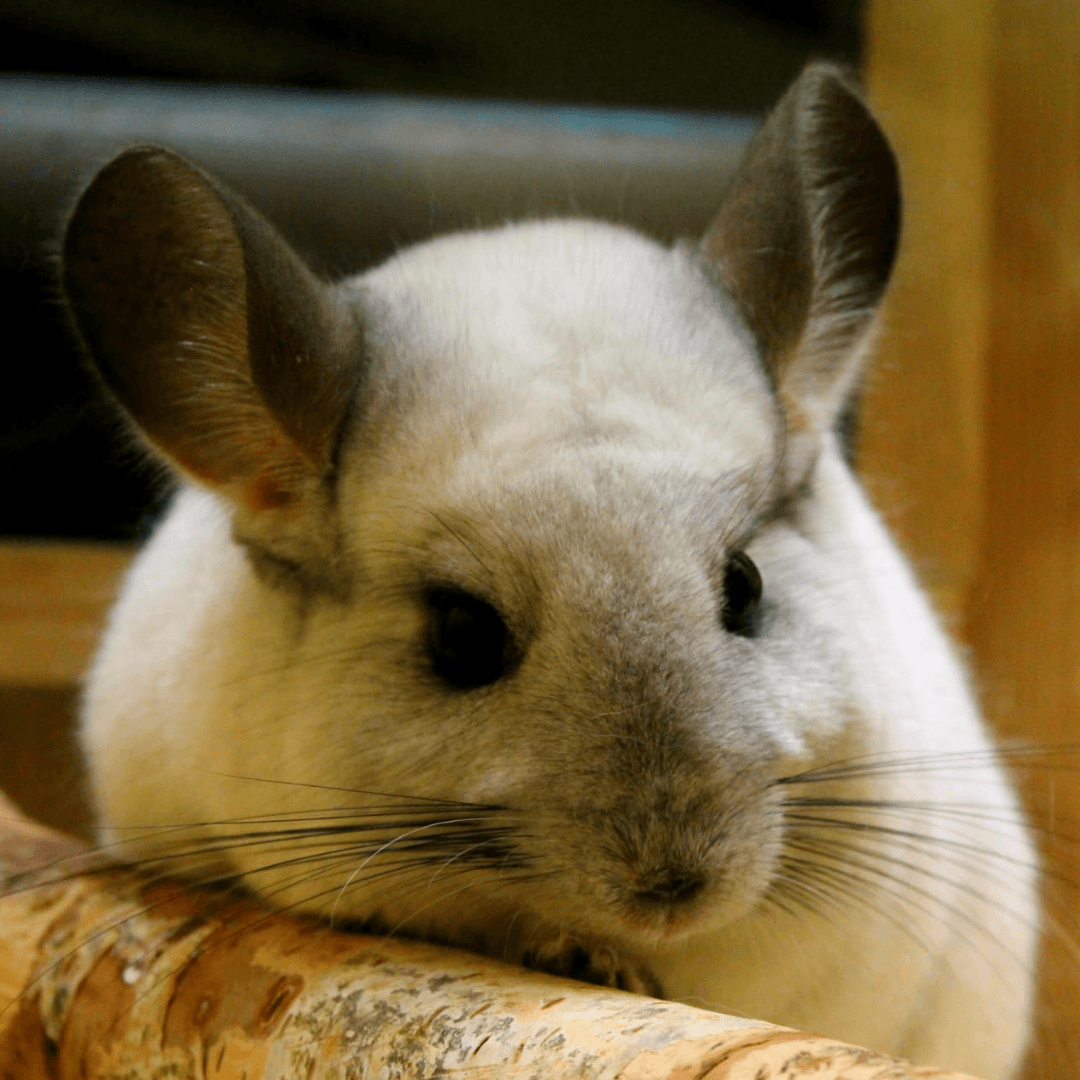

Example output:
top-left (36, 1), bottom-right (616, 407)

top-left (702, 63), bottom-right (900, 451)
top-left (63, 148), bottom-right (362, 512)
top-left (64, 147), bottom-right (364, 575)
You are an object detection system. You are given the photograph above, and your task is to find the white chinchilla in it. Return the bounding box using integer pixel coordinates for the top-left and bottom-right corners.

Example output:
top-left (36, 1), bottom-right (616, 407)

top-left (65, 64), bottom-right (1037, 1078)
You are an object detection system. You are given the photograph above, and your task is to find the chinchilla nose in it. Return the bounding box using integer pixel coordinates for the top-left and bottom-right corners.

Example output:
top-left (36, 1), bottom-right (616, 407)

top-left (633, 867), bottom-right (706, 906)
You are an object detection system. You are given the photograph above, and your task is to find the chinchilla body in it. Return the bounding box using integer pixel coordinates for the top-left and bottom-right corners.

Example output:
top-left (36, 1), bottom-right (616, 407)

top-left (68, 66), bottom-right (1037, 1079)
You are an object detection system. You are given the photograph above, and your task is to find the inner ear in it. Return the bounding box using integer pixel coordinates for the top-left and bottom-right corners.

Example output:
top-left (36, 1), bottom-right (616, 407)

top-left (63, 147), bottom-right (364, 515)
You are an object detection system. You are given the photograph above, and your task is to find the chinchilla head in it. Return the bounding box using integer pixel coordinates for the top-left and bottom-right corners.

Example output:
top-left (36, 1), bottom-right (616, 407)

top-left (66, 64), bottom-right (901, 965)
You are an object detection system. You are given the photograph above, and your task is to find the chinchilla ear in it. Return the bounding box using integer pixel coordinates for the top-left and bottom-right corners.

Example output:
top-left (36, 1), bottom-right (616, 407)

top-left (702, 63), bottom-right (900, 451)
top-left (63, 147), bottom-right (363, 535)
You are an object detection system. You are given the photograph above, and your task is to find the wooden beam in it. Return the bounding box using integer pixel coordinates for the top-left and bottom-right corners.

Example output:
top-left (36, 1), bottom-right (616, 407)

top-left (0, 543), bottom-right (133, 685)
top-left (861, 0), bottom-right (992, 627)
top-left (967, 8), bottom-right (1080, 1077)
top-left (864, 4), bottom-right (1080, 1077)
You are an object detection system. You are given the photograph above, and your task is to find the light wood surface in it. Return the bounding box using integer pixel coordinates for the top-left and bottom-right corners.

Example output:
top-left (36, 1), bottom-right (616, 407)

top-left (968, 7), bottom-right (1080, 1077)
top-left (864, 4), bottom-right (1080, 1078)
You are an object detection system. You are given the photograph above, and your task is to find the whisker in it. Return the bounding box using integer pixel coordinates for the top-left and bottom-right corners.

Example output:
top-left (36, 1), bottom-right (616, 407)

top-left (778, 744), bottom-right (1080, 786)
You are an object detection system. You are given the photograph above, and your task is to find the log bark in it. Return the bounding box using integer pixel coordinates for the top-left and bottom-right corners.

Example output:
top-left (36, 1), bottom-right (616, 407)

top-left (0, 792), bottom-right (981, 1079)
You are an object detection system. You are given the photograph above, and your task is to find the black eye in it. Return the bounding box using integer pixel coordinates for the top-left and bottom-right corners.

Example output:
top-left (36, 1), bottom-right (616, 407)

top-left (426, 588), bottom-right (514, 689)
top-left (721, 551), bottom-right (762, 638)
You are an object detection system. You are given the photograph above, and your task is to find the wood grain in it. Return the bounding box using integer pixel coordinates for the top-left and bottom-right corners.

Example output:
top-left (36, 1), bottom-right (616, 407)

top-left (968, 8), bottom-right (1080, 1079)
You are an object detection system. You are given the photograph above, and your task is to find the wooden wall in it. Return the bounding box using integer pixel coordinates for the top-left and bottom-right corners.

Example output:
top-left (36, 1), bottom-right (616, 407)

top-left (864, 3), bottom-right (1080, 1076)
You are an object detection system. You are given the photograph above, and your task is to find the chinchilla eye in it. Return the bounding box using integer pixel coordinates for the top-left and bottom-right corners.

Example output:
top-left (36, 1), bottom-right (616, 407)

top-left (426, 588), bottom-right (514, 689)
top-left (721, 550), bottom-right (762, 638)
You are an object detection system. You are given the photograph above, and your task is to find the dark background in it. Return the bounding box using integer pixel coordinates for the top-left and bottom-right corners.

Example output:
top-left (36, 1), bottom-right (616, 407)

top-left (3, 1), bottom-right (859, 111)
top-left (1, 0), bottom-right (861, 540)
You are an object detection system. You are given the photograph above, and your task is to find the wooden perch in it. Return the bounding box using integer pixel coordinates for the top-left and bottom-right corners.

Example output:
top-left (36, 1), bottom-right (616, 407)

top-left (0, 792), bottom-right (981, 1079)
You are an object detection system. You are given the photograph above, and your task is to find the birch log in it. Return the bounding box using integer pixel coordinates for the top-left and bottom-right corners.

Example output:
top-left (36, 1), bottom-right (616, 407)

top-left (0, 792), bottom-right (981, 1079)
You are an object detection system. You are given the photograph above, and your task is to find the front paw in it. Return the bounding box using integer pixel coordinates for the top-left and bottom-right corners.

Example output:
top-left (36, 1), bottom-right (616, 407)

top-left (522, 934), bottom-right (661, 996)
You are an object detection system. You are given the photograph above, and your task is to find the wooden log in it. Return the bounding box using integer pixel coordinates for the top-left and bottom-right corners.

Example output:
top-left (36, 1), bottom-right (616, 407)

top-left (0, 792), bottom-right (983, 1079)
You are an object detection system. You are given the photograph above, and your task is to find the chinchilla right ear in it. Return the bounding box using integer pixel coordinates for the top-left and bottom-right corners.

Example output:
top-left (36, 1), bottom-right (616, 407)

top-left (63, 147), bottom-right (365, 578)
top-left (701, 63), bottom-right (900, 472)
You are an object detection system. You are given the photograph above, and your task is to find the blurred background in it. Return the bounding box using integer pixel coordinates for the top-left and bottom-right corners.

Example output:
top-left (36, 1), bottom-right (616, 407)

top-left (3, 0), bottom-right (858, 114)
top-left (1, 0), bottom-right (858, 542)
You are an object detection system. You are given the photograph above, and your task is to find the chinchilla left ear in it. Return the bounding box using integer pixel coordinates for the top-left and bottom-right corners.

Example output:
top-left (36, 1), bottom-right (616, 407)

top-left (702, 63), bottom-right (900, 451)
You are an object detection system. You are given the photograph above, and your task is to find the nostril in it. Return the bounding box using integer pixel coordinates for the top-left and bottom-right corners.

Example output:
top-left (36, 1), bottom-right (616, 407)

top-left (635, 870), bottom-right (706, 905)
